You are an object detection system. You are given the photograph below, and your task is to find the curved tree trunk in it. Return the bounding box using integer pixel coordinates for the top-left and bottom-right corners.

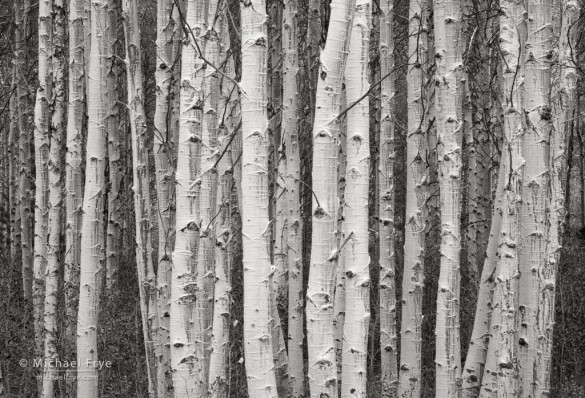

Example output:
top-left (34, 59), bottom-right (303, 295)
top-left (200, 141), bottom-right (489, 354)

top-left (479, 0), bottom-right (526, 395)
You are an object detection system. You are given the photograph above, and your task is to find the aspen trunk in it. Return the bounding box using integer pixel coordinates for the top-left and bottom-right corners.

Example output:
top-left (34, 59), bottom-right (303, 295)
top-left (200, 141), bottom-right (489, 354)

top-left (170, 0), bottom-right (208, 395)
top-left (121, 0), bottom-right (158, 395)
top-left (340, 2), bottom-right (371, 396)
top-left (398, 0), bottom-right (429, 395)
top-left (239, 0), bottom-right (279, 396)
top-left (8, 67), bottom-right (20, 262)
top-left (479, 0), bottom-right (526, 394)
top-left (105, 0), bottom-right (122, 291)
top-left (15, 0), bottom-right (34, 299)
top-left (518, 0), bottom-right (554, 394)
top-left (33, 0), bottom-right (53, 368)
top-left (378, 0), bottom-right (398, 394)
top-left (208, 11), bottom-right (235, 392)
top-left (433, 0), bottom-right (463, 393)
top-left (77, 2), bottom-right (108, 395)
top-left (306, 0), bottom-right (355, 395)
top-left (153, 0), bottom-right (179, 395)
top-left (41, 2), bottom-right (65, 396)
top-left (64, 1), bottom-right (85, 393)
top-left (462, 152), bottom-right (506, 397)
top-left (282, 0), bottom-right (304, 395)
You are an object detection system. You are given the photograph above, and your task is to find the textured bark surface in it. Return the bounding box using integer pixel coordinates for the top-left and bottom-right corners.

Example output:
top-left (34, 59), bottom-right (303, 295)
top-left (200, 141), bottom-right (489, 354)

top-left (518, 0), bottom-right (553, 394)
top-left (33, 0), bottom-right (53, 365)
top-left (306, 0), bottom-right (355, 395)
top-left (153, 0), bottom-right (179, 395)
top-left (105, 0), bottom-right (122, 291)
top-left (240, 0), bottom-right (279, 395)
top-left (64, 2), bottom-right (85, 393)
top-left (77, 2), bottom-right (108, 395)
top-left (121, 0), bottom-right (158, 394)
top-left (170, 0), bottom-right (208, 395)
top-left (378, 0), bottom-right (398, 394)
top-left (479, 0), bottom-right (526, 395)
top-left (433, 0), bottom-right (463, 393)
top-left (340, 2), bottom-right (371, 397)
top-left (282, 0), bottom-right (304, 395)
top-left (41, 1), bottom-right (65, 396)
top-left (398, 0), bottom-right (429, 395)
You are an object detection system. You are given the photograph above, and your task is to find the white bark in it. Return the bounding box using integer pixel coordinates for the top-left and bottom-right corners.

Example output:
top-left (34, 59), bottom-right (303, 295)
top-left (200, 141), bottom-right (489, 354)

top-left (41, 1), bottom-right (65, 396)
top-left (398, 0), bottom-right (429, 395)
top-left (282, 0), bottom-right (304, 395)
top-left (33, 0), bottom-right (53, 364)
top-left (64, 1), bottom-right (85, 392)
top-left (77, 2), bottom-right (108, 395)
top-left (433, 0), bottom-right (463, 393)
top-left (306, 0), bottom-right (355, 395)
top-left (121, 0), bottom-right (158, 394)
top-left (170, 0), bottom-right (208, 395)
top-left (479, 0), bottom-right (526, 394)
top-left (154, 0), bottom-right (179, 395)
top-left (239, 0), bottom-right (279, 396)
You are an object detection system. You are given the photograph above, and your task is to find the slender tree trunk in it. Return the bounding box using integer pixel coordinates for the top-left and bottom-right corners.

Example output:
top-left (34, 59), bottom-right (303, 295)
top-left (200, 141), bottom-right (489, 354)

top-left (33, 0), bottom-right (53, 369)
top-left (306, 0), bottom-right (355, 395)
top-left (378, 0), bottom-right (398, 394)
top-left (479, 0), bottom-right (526, 394)
top-left (398, 0), bottom-right (429, 395)
top-left (153, 0), bottom-right (179, 395)
top-left (64, 0), bottom-right (85, 393)
top-left (517, 0), bottom-right (554, 394)
top-left (105, 0), bottom-right (122, 291)
top-left (340, 2), bottom-right (371, 396)
top-left (433, 0), bottom-right (463, 394)
top-left (208, 7), bottom-right (235, 396)
top-left (15, 0), bottom-right (34, 299)
top-left (41, 2), bottom-right (65, 396)
top-left (121, 0), bottom-right (158, 395)
top-left (170, 0), bottom-right (208, 395)
top-left (282, 0), bottom-right (304, 395)
top-left (77, 2), bottom-right (108, 395)
top-left (8, 66), bottom-right (21, 262)
top-left (239, 0), bottom-right (279, 396)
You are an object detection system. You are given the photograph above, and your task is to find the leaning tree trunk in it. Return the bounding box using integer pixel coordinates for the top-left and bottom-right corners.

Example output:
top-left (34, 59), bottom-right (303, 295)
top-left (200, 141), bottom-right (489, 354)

top-left (306, 0), bottom-right (355, 395)
top-left (153, 0), bottom-right (179, 395)
top-left (282, 0), bottom-right (304, 395)
top-left (433, 0), bottom-right (463, 394)
top-left (64, 1), bottom-right (85, 394)
top-left (105, 0), bottom-right (122, 291)
top-left (479, 0), bottom-right (526, 395)
top-left (77, 1), bottom-right (108, 396)
top-left (341, 1), bottom-right (371, 397)
top-left (41, 1), bottom-right (65, 396)
top-left (398, 0), bottom-right (429, 395)
top-left (517, 0), bottom-right (554, 394)
top-left (121, 0), bottom-right (158, 395)
top-left (33, 0), bottom-right (53, 367)
top-left (170, 0), bottom-right (208, 395)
